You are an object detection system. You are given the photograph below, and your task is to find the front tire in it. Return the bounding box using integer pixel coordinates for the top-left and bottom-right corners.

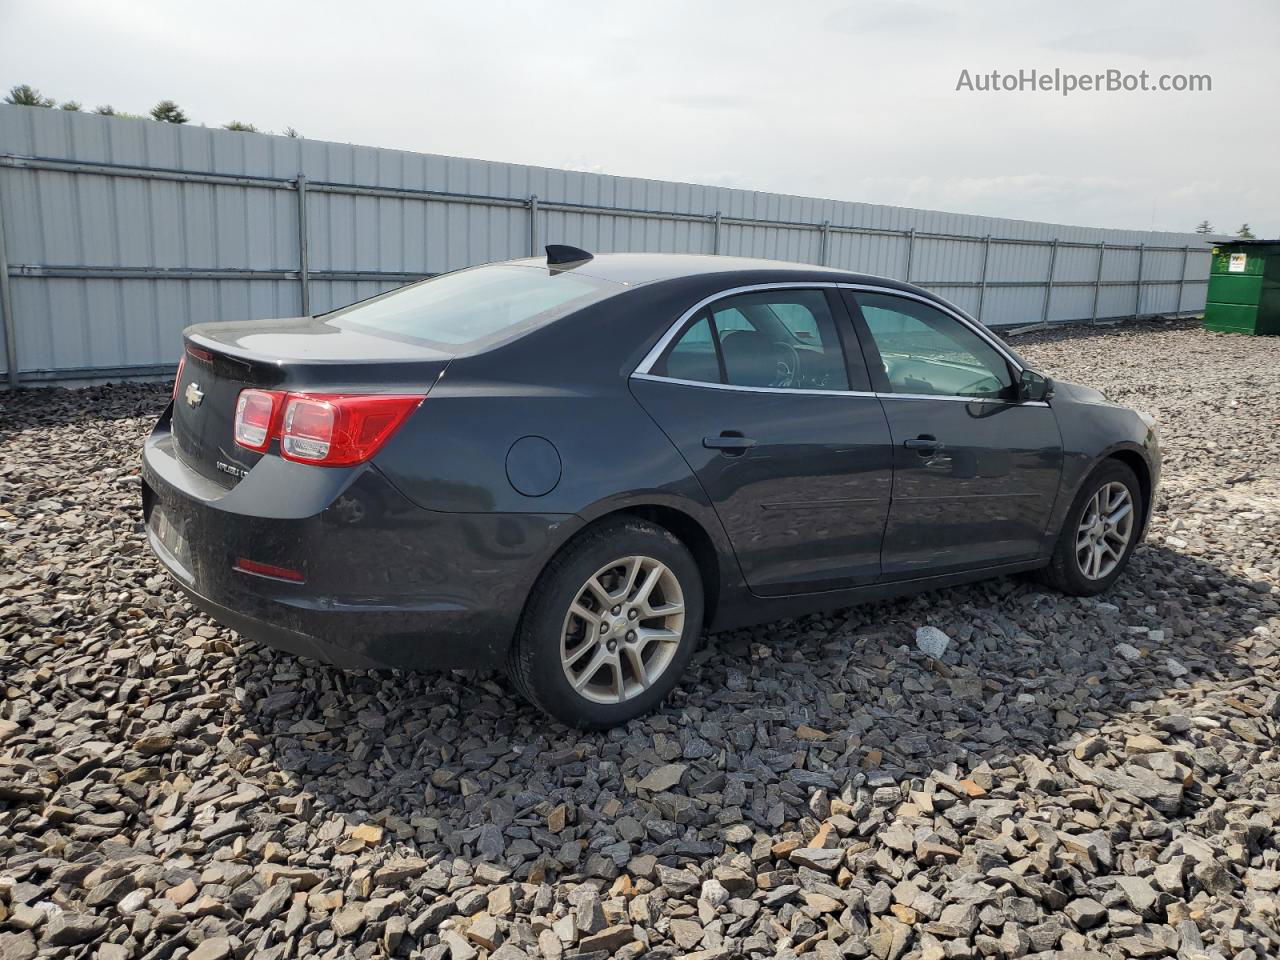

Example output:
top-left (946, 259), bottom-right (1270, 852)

top-left (508, 517), bottom-right (705, 728)
top-left (1040, 460), bottom-right (1143, 596)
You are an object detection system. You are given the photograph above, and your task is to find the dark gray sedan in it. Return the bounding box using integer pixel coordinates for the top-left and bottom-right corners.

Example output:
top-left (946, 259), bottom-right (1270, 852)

top-left (142, 248), bottom-right (1160, 727)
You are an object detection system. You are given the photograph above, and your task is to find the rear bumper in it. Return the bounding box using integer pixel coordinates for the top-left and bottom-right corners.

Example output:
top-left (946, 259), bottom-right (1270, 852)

top-left (142, 417), bottom-right (579, 671)
top-left (149, 539), bottom-right (408, 669)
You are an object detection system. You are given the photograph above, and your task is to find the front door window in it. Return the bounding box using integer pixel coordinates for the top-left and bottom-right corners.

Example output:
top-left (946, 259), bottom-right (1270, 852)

top-left (856, 294), bottom-right (1014, 399)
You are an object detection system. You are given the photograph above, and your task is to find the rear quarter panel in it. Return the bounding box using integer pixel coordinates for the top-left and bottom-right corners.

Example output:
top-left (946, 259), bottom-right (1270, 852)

top-left (371, 283), bottom-right (731, 521)
top-left (375, 375), bottom-right (702, 516)
top-left (370, 282), bottom-right (752, 622)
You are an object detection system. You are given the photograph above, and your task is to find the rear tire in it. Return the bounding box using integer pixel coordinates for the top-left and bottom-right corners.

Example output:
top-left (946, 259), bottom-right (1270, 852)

top-left (508, 517), bottom-right (704, 728)
top-left (1040, 459), bottom-right (1143, 597)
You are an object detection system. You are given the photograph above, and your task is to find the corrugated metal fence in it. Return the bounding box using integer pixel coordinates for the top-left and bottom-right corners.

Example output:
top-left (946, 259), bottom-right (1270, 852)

top-left (0, 106), bottom-right (1213, 387)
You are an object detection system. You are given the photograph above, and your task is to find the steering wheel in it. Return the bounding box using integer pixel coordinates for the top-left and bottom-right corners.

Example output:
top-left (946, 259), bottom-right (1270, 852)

top-left (772, 341), bottom-right (801, 388)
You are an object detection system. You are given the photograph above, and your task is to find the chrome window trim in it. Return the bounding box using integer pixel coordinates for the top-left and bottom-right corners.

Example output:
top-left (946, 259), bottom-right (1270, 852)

top-left (884, 393), bottom-right (1050, 407)
top-left (630, 372), bottom-right (1049, 407)
top-left (631, 280), bottom-right (1027, 388)
top-left (631, 371), bottom-right (877, 399)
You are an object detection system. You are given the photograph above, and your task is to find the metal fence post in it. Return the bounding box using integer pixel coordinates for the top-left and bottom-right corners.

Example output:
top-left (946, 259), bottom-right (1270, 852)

top-left (818, 220), bottom-right (830, 266)
top-left (528, 194), bottom-right (539, 256)
top-left (1176, 244), bottom-right (1189, 315)
top-left (904, 227), bottom-right (915, 281)
top-left (1041, 239), bottom-right (1058, 329)
top-left (295, 174), bottom-right (311, 316)
top-left (712, 211), bottom-right (721, 255)
top-left (1090, 241), bottom-right (1105, 324)
top-left (976, 235), bottom-right (991, 323)
top-left (0, 193), bottom-right (17, 389)
top-left (1134, 242), bottom-right (1145, 318)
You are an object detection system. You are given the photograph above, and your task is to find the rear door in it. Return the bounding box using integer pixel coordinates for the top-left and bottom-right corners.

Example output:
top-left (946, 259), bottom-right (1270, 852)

top-left (844, 289), bottom-right (1063, 578)
top-left (630, 287), bottom-right (893, 596)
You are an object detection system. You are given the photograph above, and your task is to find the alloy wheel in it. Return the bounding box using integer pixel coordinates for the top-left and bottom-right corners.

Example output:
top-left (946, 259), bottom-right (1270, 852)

top-left (1075, 481), bottom-right (1134, 580)
top-left (560, 555), bottom-right (686, 704)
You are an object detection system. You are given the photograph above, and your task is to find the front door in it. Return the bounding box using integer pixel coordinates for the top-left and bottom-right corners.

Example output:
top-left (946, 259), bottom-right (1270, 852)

top-left (845, 290), bottom-right (1063, 578)
top-left (631, 287), bottom-right (893, 596)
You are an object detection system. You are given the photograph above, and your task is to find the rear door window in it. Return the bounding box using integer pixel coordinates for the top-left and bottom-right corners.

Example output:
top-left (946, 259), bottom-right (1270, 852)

top-left (650, 289), bottom-right (855, 391)
top-left (660, 316), bottom-right (721, 383)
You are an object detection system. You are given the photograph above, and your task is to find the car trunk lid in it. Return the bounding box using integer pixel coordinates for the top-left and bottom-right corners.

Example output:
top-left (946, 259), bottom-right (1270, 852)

top-left (172, 316), bottom-right (450, 489)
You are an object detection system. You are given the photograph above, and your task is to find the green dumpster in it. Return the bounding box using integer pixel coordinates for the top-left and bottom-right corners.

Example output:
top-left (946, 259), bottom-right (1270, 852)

top-left (1203, 239), bottom-right (1280, 335)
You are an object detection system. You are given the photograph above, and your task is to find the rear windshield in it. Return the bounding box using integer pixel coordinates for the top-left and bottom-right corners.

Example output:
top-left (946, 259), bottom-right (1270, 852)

top-left (332, 264), bottom-right (616, 348)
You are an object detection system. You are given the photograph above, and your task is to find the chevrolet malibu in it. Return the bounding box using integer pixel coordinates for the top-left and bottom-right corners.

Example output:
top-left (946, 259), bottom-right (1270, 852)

top-left (142, 248), bottom-right (1160, 728)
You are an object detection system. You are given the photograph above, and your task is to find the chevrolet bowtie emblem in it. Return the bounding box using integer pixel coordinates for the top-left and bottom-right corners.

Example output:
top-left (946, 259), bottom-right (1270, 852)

top-left (185, 382), bottom-right (205, 408)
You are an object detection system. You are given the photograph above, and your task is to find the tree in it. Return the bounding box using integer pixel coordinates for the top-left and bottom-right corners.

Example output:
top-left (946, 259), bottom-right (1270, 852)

top-left (93, 105), bottom-right (116, 115)
top-left (150, 100), bottom-right (188, 124)
top-left (4, 84), bottom-right (55, 107)
top-left (60, 100), bottom-right (83, 111)
top-left (1236, 224), bottom-right (1256, 240)
top-left (1195, 220), bottom-right (1214, 234)
top-left (283, 126), bottom-right (300, 138)
top-left (223, 121), bottom-right (258, 132)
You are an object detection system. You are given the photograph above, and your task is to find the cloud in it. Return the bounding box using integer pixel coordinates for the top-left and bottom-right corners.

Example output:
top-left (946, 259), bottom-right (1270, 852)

top-left (2, 0), bottom-right (1275, 237)
top-left (1044, 26), bottom-right (1206, 59)
top-left (824, 0), bottom-right (957, 35)
top-left (659, 93), bottom-right (754, 111)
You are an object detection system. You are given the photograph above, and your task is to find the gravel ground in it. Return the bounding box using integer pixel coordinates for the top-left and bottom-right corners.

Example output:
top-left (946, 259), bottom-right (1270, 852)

top-left (2, 319), bottom-right (1279, 960)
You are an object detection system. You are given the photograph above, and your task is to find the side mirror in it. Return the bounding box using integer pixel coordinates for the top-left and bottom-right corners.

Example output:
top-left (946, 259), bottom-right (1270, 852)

top-left (1018, 368), bottom-right (1054, 403)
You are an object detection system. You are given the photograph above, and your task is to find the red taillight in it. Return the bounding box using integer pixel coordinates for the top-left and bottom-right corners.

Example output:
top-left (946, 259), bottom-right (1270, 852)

top-left (233, 557), bottom-right (306, 583)
top-left (234, 389), bottom-right (282, 452)
top-left (172, 355), bottom-right (186, 404)
top-left (281, 394), bottom-right (423, 466)
top-left (232, 389), bottom-right (422, 466)
top-left (185, 343), bottom-right (214, 364)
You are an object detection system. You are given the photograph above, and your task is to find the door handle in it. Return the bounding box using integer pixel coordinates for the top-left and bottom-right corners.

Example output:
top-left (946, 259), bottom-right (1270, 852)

top-left (904, 435), bottom-right (941, 453)
top-left (703, 433), bottom-right (756, 454)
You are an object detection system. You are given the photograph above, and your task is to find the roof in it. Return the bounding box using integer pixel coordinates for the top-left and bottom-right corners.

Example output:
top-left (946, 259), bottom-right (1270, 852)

top-left (504, 252), bottom-right (892, 287)
top-left (1208, 239), bottom-right (1280, 247)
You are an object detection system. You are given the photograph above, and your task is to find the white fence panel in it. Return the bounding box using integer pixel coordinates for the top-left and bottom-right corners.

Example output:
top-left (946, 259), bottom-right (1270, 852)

top-left (0, 106), bottom-right (1214, 385)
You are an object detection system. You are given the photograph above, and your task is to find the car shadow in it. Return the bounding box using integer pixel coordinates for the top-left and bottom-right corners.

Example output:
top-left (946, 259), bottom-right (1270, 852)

top-left (229, 539), bottom-right (1256, 873)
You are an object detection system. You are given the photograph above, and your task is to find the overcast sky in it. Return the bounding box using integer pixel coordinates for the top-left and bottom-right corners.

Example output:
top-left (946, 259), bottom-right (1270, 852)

top-left (4, 0), bottom-right (1277, 237)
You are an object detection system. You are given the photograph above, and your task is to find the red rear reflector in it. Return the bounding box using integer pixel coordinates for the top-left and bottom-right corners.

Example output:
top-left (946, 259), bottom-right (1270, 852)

top-left (185, 343), bottom-right (215, 363)
top-left (280, 394), bottom-right (423, 466)
top-left (233, 557), bottom-right (306, 583)
top-left (234, 389), bottom-right (283, 452)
